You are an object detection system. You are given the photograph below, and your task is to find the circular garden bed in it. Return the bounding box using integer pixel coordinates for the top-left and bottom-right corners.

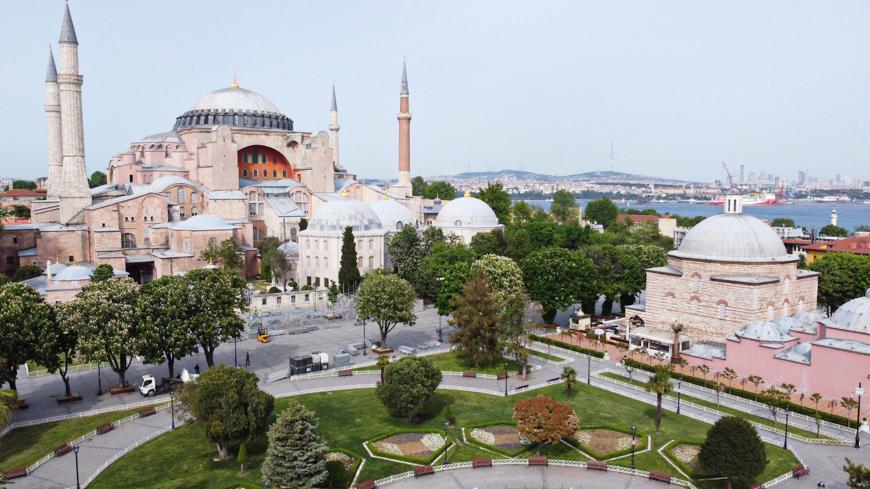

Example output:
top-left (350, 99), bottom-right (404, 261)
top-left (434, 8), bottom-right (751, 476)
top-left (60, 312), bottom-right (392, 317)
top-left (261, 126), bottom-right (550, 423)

top-left (467, 423), bottom-right (528, 457)
top-left (367, 432), bottom-right (448, 464)
top-left (567, 426), bottom-right (645, 460)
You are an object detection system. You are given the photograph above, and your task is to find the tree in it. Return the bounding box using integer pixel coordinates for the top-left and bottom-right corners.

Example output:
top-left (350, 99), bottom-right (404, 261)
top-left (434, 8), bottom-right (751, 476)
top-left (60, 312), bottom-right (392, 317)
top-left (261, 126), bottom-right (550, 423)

top-left (841, 397), bottom-right (858, 427)
top-left (237, 442), bottom-right (249, 473)
top-left (747, 375), bottom-right (764, 401)
top-left (0, 389), bottom-right (16, 429)
top-left (376, 354), bottom-right (390, 383)
top-left (425, 181), bottom-right (458, 199)
top-left (261, 400), bottom-right (329, 489)
top-left (819, 224), bottom-right (848, 237)
top-left (698, 417), bottom-right (767, 488)
top-left (256, 236), bottom-right (282, 278)
top-left (759, 387), bottom-right (789, 423)
top-left (646, 366), bottom-right (672, 432)
top-left (12, 180), bottom-right (37, 190)
top-left (185, 269), bottom-right (247, 368)
top-left (200, 237), bottom-right (244, 272)
top-left (411, 176), bottom-right (427, 197)
top-left (35, 303), bottom-right (77, 397)
top-left (9, 205), bottom-right (30, 219)
top-left (327, 283), bottom-right (339, 304)
top-left (415, 240), bottom-right (474, 303)
top-left (91, 264), bottom-right (114, 282)
top-left (695, 364), bottom-right (710, 387)
top-left (88, 171), bottom-right (107, 188)
top-left (561, 366), bottom-right (577, 398)
top-left (669, 323), bottom-right (685, 361)
top-left (722, 368), bottom-right (738, 390)
top-left (810, 253), bottom-right (870, 313)
top-left (66, 277), bottom-right (143, 387)
top-left (550, 189), bottom-right (579, 223)
top-left (355, 270), bottom-right (416, 347)
top-left (338, 227), bottom-right (362, 293)
top-left (13, 264), bottom-right (42, 282)
top-left (471, 254), bottom-right (525, 315)
top-left (270, 249), bottom-right (292, 291)
top-left (138, 276), bottom-right (197, 379)
top-left (844, 458), bottom-right (870, 489)
top-left (475, 183), bottom-right (511, 225)
top-left (434, 262), bottom-right (471, 316)
top-left (511, 200), bottom-right (534, 225)
top-left (521, 247), bottom-right (596, 323)
top-left (616, 244), bottom-right (666, 307)
top-left (770, 217), bottom-right (795, 228)
top-left (384, 225), bottom-right (421, 285)
top-left (513, 395), bottom-right (579, 444)
top-left (584, 198), bottom-right (620, 228)
top-left (178, 365), bottom-right (274, 459)
top-left (470, 230), bottom-right (507, 258)
top-left (449, 270), bottom-right (501, 368)
top-left (376, 356), bottom-right (442, 421)
top-left (0, 283), bottom-right (52, 390)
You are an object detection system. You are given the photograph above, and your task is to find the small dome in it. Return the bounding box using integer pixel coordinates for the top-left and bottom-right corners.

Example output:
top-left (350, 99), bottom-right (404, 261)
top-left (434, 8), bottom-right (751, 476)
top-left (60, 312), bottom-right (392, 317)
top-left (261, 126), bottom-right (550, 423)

top-left (53, 265), bottom-right (92, 281)
top-left (307, 198), bottom-right (382, 233)
top-left (737, 320), bottom-right (796, 342)
top-left (433, 197), bottom-right (500, 228)
top-left (369, 199), bottom-right (416, 231)
top-left (671, 214), bottom-right (793, 263)
top-left (192, 86), bottom-right (281, 114)
top-left (47, 262), bottom-right (68, 275)
top-left (169, 214), bottom-right (236, 231)
top-left (278, 241), bottom-right (299, 259)
top-left (823, 289), bottom-right (870, 333)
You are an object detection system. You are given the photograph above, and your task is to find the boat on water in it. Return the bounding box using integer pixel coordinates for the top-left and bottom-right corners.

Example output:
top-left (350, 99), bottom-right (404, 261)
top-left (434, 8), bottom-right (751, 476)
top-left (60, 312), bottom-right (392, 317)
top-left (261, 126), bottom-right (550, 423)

top-left (709, 192), bottom-right (777, 206)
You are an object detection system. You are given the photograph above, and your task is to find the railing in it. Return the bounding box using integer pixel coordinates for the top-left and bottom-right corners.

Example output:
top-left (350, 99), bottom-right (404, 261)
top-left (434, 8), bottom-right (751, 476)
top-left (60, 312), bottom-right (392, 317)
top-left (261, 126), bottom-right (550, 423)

top-left (76, 425), bottom-right (176, 488)
top-left (26, 361), bottom-right (103, 378)
top-left (762, 471), bottom-right (794, 488)
top-left (7, 398), bottom-right (169, 430)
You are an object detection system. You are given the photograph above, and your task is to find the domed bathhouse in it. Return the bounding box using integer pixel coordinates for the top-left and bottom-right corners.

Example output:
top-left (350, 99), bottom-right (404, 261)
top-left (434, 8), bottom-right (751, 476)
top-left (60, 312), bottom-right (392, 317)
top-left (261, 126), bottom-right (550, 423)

top-left (432, 194), bottom-right (503, 244)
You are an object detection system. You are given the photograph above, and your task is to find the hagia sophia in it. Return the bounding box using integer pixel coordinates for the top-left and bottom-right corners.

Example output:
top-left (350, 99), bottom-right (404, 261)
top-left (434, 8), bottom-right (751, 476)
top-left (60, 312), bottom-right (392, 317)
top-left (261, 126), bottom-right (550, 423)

top-left (0, 4), bottom-right (502, 297)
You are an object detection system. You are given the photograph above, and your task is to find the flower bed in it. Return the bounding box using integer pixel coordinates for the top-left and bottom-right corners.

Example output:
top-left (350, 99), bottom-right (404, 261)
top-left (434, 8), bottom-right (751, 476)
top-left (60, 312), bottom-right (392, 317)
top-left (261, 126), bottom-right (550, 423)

top-left (325, 449), bottom-right (362, 488)
top-left (367, 431), bottom-right (448, 465)
top-left (663, 441), bottom-right (706, 478)
top-left (466, 423), bottom-right (528, 457)
top-left (566, 425), bottom-right (644, 460)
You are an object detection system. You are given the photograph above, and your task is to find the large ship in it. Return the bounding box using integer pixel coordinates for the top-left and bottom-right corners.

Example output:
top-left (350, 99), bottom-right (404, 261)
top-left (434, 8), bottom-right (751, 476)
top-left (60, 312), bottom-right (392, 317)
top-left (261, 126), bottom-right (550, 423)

top-left (710, 192), bottom-right (777, 206)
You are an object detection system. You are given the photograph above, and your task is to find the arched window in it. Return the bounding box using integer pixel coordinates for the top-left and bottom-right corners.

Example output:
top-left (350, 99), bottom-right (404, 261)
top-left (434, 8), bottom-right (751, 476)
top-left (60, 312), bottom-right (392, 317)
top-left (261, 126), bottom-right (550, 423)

top-left (797, 298), bottom-right (804, 312)
top-left (691, 273), bottom-right (701, 293)
top-left (690, 299), bottom-right (700, 315)
top-left (369, 256), bottom-right (374, 268)
top-left (191, 207), bottom-right (199, 217)
top-left (454, 219), bottom-right (462, 227)
top-left (368, 239), bottom-right (373, 250)
top-left (396, 221), bottom-right (404, 230)
top-left (357, 256), bottom-right (363, 268)
top-left (208, 237), bottom-right (217, 247)
top-left (324, 257), bottom-right (328, 268)
top-left (665, 293), bottom-right (675, 310)
top-left (718, 303), bottom-right (726, 319)
top-left (191, 192), bottom-right (199, 203)
top-left (767, 304), bottom-right (775, 320)
top-left (177, 188), bottom-right (185, 203)
top-left (121, 233), bottom-right (136, 249)
top-left (253, 169), bottom-right (258, 177)
top-left (782, 301), bottom-right (790, 317)
top-left (290, 228), bottom-right (298, 242)
top-left (282, 170), bottom-right (288, 178)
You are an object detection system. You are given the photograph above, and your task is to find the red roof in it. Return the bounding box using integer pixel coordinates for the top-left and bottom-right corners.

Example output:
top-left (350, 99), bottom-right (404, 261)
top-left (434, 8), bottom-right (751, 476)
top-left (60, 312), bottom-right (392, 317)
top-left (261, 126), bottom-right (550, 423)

top-left (617, 214), bottom-right (660, 224)
top-left (0, 189), bottom-right (46, 198)
top-left (805, 236), bottom-right (870, 255)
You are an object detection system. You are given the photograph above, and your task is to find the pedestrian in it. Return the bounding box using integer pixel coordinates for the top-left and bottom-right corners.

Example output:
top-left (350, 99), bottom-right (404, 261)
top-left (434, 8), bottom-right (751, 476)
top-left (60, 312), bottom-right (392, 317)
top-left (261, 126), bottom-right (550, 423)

top-left (245, 351), bottom-right (251, 367)
top-left (194, 363), bottom-right (200, 375)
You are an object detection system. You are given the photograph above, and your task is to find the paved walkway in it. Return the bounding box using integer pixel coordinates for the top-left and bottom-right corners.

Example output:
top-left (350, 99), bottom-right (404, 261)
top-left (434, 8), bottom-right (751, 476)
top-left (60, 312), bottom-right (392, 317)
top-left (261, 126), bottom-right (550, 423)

top-left (386, 465), bottom-right (671, 489)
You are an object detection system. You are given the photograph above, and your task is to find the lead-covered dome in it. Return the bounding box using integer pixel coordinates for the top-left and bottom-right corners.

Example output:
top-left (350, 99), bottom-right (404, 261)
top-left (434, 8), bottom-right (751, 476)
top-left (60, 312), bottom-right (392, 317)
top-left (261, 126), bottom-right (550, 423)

top-left (369, 199), bottom-right (416, 231)
top-left (822, 289), bottom-right (870, 333)
top-left (174, 84), bottom-right (293, 132)
top-left (307, 198), bottom-right (382, 233)
top-left (433, 197), bottom-right (500, 228)
top-left (192, 87), bottom-right (281, 113)
top-left (670, 214), bottom-right (793, 263)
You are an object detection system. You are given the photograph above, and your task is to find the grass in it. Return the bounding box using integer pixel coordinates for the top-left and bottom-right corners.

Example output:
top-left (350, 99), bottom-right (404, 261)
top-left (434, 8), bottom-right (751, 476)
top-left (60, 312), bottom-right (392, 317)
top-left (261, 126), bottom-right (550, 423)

top-left (0, 407), bottom-right (145, 471)
top-left (521, 347), bottom-right (566, 362)
top-left (90, 380), bottom-right (799, 489)
top-left (352, 351), bottom-right (521, 376)
top-left (600, 372), bottom-right (829, 440)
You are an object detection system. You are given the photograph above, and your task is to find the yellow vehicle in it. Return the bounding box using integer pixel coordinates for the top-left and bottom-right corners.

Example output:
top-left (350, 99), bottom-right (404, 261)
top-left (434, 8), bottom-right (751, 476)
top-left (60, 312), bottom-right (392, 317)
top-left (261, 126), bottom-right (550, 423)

top-left (257, 327), bottom-right (271, 343)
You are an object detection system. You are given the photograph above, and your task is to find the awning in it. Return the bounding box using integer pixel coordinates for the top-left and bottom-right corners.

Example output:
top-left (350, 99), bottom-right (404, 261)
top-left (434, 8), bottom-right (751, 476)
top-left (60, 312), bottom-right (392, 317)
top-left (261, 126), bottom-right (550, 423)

top-left (629, 326), bottom-right (675, 345)
top-left (125, 254), bottom-right (154, 264)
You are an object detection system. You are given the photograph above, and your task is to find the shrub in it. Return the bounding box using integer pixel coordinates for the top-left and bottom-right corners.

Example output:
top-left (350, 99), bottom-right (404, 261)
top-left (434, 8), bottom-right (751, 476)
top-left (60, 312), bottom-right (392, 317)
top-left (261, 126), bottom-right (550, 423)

top-left (376, 357), bottom-right (442, 421)
top-left (268, 286), bottom-right (282, 293)
top-left (698, 417), bottom-right (766, 487)
top-left (530, 334), bottom-right (604, 358)
top-left (513, 395), bottom-right (579, 444)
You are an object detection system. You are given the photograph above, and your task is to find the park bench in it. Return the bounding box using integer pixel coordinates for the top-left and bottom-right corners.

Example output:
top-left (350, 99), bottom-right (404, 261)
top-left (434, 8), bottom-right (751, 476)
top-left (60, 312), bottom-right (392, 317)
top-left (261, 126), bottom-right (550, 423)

top-left (497, 371), bottom-right (508, 380)
top-left (338, 369), bottom-right (353, 377)
top-left (53, 443), bottom-right (72, 456)
top-left (96, 422), bottom-right (115, 435)
top-left (462, 371), bottom-right (477, 378)
top-left (793, 465), bottom-right (809, 478)
top-left (750, 484), bottom-right (762, 489)
top-left (649, 470), bottom-right (672, 483)
top-left (473, 457), bottom-right (492, 468)
top-left (515, 384), bottom-right (529, 391)
top-left (587, 460), bottom-right (608, 471)
top-left (109, 385), bottom-right (134, 395)
top-left (56, 394), bottom-right (82, 404)
top-left (2, 467), bottom-right (26, 479)
top-left (139, 407), bottom-right (157, 417)
top-left (528, 456), bottom-right (548, 466)
top-left (547, 377), bottom-right (560, 383)
top-left (355, 480), bottom-right (376, 489)
top-left (414, 465), bottom-right (434, 477)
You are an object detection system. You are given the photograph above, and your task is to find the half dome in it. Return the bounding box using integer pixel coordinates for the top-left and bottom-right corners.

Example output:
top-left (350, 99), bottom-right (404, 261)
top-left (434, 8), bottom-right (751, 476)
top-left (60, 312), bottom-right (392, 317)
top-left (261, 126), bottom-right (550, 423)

top-left (670, 214), bottom-right (793, 263)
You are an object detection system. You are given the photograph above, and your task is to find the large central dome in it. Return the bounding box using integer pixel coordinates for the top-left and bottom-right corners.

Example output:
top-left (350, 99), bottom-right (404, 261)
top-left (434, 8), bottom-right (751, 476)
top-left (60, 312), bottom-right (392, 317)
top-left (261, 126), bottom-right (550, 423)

top-left (192, 86), bottom-right (281, 114)
top-left (670, 213), bottom-right (794, 263)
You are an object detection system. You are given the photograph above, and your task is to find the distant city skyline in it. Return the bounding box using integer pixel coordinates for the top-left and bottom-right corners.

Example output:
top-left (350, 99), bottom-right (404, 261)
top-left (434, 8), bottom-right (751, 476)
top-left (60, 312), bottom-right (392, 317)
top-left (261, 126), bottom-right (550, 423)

top-left (1, 1), bottom-right (870, 182)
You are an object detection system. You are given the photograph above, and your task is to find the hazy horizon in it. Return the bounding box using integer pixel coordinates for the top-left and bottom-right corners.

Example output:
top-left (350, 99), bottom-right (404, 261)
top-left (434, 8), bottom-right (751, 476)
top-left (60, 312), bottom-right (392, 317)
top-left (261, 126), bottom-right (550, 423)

top-left (2, 1), bottom-right (869, 183)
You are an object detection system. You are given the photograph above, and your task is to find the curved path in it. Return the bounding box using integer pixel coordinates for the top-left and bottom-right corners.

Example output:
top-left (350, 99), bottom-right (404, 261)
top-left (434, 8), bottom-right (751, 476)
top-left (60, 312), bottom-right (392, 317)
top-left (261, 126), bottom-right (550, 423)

top-left (8, 339), bottom-right (868, 489)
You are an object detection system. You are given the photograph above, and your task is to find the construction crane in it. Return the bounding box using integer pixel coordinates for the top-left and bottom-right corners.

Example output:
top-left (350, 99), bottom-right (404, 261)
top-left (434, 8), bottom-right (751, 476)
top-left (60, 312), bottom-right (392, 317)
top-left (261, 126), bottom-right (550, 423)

top-left (721, 161), bottom-right (735, 189)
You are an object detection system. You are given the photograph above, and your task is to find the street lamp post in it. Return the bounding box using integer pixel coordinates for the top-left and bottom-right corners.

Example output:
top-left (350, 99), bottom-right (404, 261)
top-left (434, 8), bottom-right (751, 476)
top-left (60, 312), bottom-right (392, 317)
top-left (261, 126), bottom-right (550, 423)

top-left (783, 406), bottom-right (790, 449)
top-left (233, 336), bottom-right (238, 367)
top-left (362, 320), bottom-right (367, 356)
top-left (677, 375), bottom-right (682, 414)
top-left (630, 425), bottom-right (637, 470)
top-left (444, 420), bottom-right (450, 464)
top-left (96, 362), bottom-right (102, 396)
top-left (73, 444), bottom-right (81, 489)
top-left (170, 392), bottom-right (176, 430)
top-left (587, 355), bottom-right (591, 385)
top-left (438, 314), bottom-right (443, 343)
top-left (504, 361), bottom-right (509, 397)
top-left (855, 382), bottom-right (864, 449)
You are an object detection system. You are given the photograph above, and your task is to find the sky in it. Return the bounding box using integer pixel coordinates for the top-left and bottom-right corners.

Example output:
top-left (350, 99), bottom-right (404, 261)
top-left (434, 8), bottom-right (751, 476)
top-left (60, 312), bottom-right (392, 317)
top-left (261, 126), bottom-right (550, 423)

top-left (1, 1), bottom-right (869, 183)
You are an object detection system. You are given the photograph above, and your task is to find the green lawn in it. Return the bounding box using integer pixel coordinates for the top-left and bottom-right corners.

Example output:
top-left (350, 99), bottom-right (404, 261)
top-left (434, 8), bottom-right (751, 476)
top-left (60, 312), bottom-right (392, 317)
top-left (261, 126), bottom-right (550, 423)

top-left (600, 372), bottom-right (828, 440)
top-left (0, 407), bottom-right (146, 471)
top-left (522, 347), bottom-right (566, 362)
top-left (353, 351), bottom-right (521, 376)
top-left (90, 381), bottom-right (798, 489)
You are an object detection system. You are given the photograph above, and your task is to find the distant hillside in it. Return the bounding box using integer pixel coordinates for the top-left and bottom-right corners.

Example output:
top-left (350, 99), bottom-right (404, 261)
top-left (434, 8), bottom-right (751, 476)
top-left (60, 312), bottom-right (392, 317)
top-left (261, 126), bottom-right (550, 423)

top-left (441, 169), bottom-right (696, 185)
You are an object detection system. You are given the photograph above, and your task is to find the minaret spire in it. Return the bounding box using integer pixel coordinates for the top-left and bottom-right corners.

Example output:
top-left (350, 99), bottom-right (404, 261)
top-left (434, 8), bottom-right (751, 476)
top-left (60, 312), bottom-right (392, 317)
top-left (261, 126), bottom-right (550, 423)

top-left (44, 46), bottom-right (63, 199)
top-left (393, 56), bottom-right (412, 197)
top-left (46, 46), bottom-right (58, 82)
top-left (330, 83), bottom-right (338, 112)
top-left (400, 55), bottom-right (409, 95)
top-left (59, 2), bottom-right (78, 45)
top-left (329, 83), bottom-right (340, 168)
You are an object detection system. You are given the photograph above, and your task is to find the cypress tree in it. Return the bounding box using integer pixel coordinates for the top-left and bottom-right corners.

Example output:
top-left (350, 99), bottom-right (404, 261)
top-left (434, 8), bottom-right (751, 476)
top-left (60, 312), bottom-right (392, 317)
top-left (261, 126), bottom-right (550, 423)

top-left (338, 227), bottom-right (361, 293)
top-left (698, 416), bottom-right (766, 488)
top-left (262, 400), bottom-right (329, 489)
top-left (448, 269), bottom-right (501, 367)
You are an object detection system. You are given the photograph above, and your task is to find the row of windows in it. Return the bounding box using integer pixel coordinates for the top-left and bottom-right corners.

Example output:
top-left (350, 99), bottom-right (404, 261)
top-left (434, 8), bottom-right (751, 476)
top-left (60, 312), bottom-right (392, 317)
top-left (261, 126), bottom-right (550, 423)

top-left (242, 168), bottom-right (289, 178)
top-left (669, 295), bottom-right (805, 320)
top-left (303, 239), bottom-right (375, 250)
top-left (260, 293), bottom-right (311, 306)
top-left (243, 151), bottom-right (268, 164)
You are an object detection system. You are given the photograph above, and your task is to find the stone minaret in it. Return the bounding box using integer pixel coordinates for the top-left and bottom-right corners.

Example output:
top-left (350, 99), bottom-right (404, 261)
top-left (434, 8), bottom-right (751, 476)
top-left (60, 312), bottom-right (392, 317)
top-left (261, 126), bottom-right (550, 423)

top-left (395, 57), bottom-right (412, 197)
top-left (329, 83), bottom-right (340, 168)
top-left (57, 3), bottom-right (92, 224)
top-left (45, 46), bottom-right (63, 199)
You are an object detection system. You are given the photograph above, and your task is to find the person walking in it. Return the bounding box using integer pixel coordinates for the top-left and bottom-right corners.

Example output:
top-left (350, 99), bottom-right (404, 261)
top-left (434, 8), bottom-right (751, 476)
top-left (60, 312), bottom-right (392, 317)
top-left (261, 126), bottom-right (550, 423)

top-left (194, 363), bottom-right (200, 375)
top-left (245, 352), bottom-right (251, 367)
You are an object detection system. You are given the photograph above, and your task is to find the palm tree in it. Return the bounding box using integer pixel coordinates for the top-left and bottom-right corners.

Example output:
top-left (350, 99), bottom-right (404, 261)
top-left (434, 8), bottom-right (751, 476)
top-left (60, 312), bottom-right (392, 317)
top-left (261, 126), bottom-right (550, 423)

top-left (780, 383), bottom-right (797, 404)
top-left (646, 366), bottom-right (673, 432)
top-left (0, 389), bottom-right (17, 429)
top-left (669, 323), bottom-right (685, 361)
top-left (721, 368), bottom-right (738, 392)
top-left (561, 366), bottom-right (577, 398)
top-left (376, 355), bottom-right (390, 384)
top-left (696, 365), bottom-right (710, 388)
top-left (810, 393), bottom-right (822, 412)
top-left (747, 375), bottom-right (764, 401)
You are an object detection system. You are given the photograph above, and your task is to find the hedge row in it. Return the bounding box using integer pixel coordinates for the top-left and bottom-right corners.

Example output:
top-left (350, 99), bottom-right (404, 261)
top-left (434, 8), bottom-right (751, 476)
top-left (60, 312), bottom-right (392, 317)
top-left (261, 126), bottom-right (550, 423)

top-left (621, 358), bottom-right (853, 428)
top-left (529, 335), bottom-right (605, 358)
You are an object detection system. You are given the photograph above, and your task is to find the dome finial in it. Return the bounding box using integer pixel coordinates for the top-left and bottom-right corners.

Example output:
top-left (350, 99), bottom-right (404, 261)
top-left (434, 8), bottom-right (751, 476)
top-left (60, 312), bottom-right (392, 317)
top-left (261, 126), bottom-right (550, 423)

top-left (463, 190), bottom-right (471, 197)
top-left (231, 68), bottom-right (240, 89)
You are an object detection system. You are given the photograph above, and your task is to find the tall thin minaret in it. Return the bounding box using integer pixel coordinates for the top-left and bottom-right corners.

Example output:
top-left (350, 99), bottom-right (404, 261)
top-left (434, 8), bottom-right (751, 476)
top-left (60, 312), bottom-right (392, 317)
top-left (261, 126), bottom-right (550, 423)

top-left (329, 83), bottom-right (340, 168)
top-left (57, 2), bottom-right (92, 224)
top-left (45, 46), bottom-right (63, 199)
top-left (395, 56), bottom-right (412, 196)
